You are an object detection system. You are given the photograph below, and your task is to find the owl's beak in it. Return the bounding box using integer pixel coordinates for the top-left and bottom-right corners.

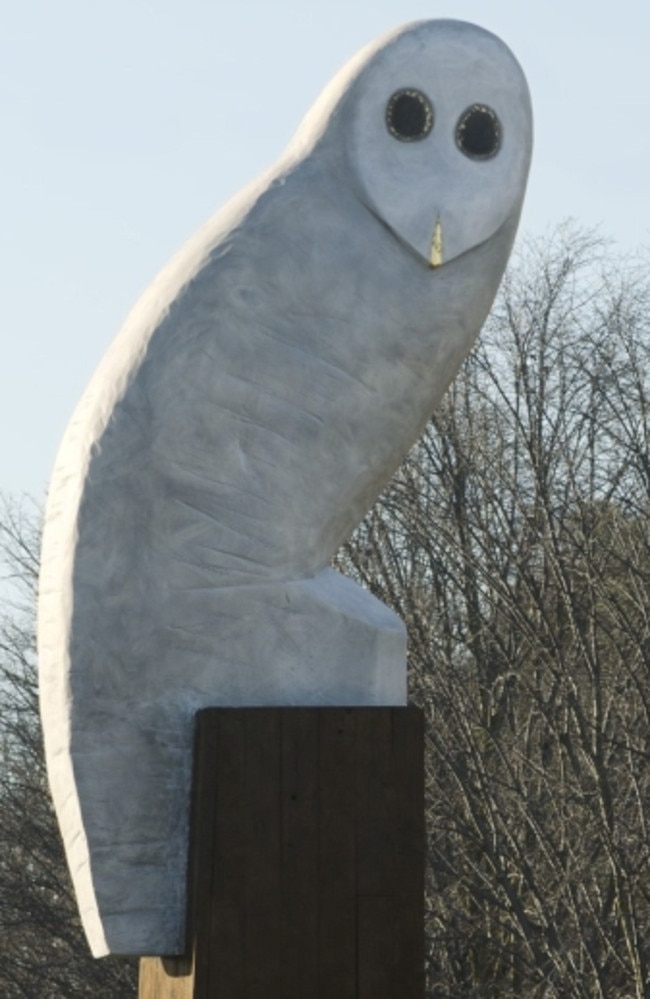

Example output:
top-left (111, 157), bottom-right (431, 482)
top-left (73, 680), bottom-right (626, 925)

top-left (429, 218), bottom-right (443, 269)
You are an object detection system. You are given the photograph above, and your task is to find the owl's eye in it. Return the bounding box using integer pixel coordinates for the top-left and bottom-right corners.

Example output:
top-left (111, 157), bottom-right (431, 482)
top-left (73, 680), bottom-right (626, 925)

top-left (386, 89), bottom-right (434, 142)
top-left (456, 104), bottom-right (501, 159)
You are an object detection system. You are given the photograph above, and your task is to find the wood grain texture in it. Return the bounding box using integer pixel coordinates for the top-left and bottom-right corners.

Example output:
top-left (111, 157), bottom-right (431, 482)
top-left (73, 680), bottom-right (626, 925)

top-left (138, 707), bottom-right (424, 999)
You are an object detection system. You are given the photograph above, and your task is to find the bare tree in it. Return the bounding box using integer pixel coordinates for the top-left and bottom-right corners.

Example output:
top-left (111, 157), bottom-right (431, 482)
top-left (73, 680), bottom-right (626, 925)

top-left (4, 227), bottom-right (650, 998)
top-left (0, 496), bottom-right (138, 998)
top-left (338, 227), bottom-right (650, 998)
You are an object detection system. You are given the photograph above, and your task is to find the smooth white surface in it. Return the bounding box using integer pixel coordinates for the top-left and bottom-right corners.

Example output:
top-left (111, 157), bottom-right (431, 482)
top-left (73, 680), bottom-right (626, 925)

top-left (38, 20), bottom-right (531, 956)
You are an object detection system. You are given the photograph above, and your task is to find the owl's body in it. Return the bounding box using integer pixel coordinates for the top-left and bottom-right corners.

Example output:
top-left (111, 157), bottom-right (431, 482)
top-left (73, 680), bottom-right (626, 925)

top-left (38, 20), bottom-right (532, 956)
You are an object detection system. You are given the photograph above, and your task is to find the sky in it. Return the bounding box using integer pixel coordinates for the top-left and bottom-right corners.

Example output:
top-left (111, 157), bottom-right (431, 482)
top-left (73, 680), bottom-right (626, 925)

top-left (2, 0), bottom-right (649, 503)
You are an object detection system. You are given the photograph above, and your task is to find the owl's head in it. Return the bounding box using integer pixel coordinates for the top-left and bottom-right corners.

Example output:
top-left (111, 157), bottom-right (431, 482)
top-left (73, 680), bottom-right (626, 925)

top-left (290, 19), bottom-right (532, 269)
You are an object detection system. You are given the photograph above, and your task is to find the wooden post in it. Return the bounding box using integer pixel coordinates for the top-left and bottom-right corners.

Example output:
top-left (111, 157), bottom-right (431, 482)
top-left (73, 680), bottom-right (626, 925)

top-left (139, 707), bottom-right (424, 999)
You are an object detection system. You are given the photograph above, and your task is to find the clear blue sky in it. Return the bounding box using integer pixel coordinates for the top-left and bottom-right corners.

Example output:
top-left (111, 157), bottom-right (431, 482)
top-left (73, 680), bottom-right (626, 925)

top-left (2, 0), bottom-right (648, 501)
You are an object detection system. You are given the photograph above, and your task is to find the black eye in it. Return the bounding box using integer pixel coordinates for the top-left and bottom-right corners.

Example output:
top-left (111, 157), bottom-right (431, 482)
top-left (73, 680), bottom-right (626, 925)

top-left (386, 89), bottom-right (434, 142)
top-left (456, 104), bottom-right (501, 159)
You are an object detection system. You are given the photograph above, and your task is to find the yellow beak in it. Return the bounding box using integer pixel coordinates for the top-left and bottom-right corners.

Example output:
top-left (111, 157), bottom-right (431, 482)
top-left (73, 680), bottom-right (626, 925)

top-left (430, 217), bottom-right (443, 268)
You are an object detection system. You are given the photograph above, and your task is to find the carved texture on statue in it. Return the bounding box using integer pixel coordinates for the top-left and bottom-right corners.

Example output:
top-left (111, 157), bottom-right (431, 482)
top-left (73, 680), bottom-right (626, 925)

top-left (38, 18), bottom-right (532, 956)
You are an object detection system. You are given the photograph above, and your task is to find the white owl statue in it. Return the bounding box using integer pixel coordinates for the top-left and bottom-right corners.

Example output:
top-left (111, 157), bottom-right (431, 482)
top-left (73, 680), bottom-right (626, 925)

top-left (38, 19), bottom-right (532, 956)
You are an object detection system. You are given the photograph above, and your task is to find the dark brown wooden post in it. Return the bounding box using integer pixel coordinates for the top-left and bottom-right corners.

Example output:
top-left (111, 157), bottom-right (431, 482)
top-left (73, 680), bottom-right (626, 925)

top-left (139, 707), bottom-right (424, 999)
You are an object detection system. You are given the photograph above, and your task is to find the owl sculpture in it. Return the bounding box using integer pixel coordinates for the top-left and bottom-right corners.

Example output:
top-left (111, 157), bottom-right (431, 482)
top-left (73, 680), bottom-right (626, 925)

top-left (38, 19), bottom-right (532, 956)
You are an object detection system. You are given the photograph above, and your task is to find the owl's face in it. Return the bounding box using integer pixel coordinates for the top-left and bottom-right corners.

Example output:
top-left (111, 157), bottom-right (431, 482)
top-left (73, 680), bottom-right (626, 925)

top-left (346, 20), bottom-right (532, 268)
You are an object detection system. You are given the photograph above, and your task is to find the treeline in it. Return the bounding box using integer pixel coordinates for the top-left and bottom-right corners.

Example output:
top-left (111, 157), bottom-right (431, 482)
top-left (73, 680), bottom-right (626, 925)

top-left (0, 498), bottom-right (139, 996)
top-left (2, 227), bottom-right (650, 996)
top-left (339, 226), bottom-right (650, 997)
